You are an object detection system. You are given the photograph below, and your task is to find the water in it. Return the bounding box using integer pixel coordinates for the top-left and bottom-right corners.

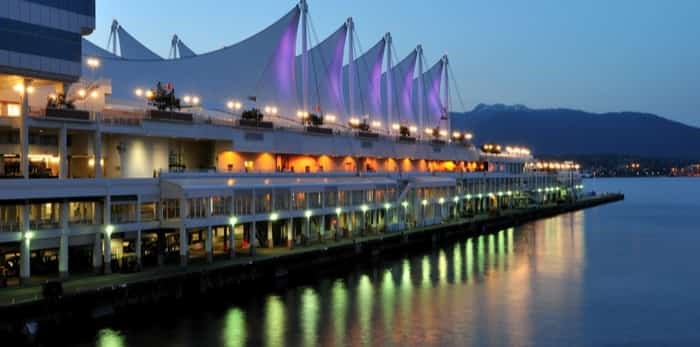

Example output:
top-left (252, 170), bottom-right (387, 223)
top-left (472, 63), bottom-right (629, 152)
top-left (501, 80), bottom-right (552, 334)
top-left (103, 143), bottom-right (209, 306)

top-left (49, 178), bottom-right (700, 346)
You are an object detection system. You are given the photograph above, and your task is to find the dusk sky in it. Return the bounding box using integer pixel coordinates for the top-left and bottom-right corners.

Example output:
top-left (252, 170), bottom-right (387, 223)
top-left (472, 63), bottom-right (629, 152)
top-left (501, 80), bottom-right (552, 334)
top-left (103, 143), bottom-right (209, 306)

top-left (92, 0), bottom-right (700, 126)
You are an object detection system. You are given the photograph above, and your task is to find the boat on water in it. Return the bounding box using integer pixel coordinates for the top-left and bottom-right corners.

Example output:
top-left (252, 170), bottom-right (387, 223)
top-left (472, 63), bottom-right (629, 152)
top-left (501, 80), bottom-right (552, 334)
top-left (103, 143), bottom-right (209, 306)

top-left (0, 0), bottom-right (582, 287)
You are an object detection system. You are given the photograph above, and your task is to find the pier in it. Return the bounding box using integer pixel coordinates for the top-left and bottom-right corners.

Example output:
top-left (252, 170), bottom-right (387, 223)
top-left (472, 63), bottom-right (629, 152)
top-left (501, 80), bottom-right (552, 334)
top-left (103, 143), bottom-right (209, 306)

top-left (0, 193), bottom-right (622, 332)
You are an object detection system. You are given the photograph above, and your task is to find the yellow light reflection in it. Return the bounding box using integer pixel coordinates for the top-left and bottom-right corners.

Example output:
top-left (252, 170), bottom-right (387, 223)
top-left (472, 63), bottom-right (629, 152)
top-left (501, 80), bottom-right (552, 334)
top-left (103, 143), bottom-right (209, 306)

top-left (331, 279), bottom-right (348, 347)
top-left (357, 275), bottom-right (374, 344)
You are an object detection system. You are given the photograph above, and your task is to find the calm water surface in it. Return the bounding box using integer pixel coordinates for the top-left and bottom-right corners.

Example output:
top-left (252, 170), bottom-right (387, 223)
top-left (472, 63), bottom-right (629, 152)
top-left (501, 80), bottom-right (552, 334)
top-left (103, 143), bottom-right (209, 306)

top-left (67, 178), bottom-right (700, 346)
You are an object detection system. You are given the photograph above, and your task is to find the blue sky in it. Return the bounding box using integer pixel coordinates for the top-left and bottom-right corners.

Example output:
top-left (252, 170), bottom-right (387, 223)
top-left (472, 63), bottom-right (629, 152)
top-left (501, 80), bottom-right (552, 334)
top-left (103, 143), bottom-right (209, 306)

top-left (92, 0), bottom-right (700, 126)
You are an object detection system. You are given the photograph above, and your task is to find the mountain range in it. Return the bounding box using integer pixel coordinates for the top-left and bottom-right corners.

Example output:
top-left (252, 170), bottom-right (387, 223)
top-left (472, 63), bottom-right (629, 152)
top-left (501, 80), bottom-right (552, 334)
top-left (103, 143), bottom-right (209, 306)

top-left (450, 104), bottom-right (700, 160)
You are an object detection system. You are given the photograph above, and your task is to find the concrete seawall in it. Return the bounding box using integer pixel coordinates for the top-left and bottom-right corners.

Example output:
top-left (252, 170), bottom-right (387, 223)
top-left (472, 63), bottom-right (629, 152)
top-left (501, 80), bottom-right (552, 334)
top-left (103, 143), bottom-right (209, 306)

top-left (0, 193), bottom-right (623, 334)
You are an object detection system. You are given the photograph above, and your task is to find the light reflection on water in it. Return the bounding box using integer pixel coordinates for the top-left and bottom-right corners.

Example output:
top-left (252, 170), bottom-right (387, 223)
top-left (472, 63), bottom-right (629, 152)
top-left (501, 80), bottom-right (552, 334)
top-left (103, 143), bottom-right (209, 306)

top-left (95, 209), bottom-right (588, 347)
top-left (84, 179), bottom-right (700, 346)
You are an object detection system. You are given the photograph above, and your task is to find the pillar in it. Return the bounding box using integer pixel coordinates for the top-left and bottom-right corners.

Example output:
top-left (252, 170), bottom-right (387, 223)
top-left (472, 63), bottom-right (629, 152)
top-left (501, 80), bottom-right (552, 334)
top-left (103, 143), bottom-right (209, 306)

top-left (59, 200), bottom-right (69, 279)
top-left (20, 79), bottom-right (31, 179)
top-left (205, 226), bottom-right (213, 263)
top-left (249, 221), bottom-right (256, 256)
top-left (103, 196), bottom-right (112, 274)
top-left (228, 224), bottom-right (236, 258)
top-left (287, 218), bottom-right (293, 249)
top-left (58, 126), bottom-right (68, 179)
top-left (304, 216), bottom-right (310, 244)
top-left (319, 215), bottom-right (325, 241)
top-left (335, 214), bottom-right (341, 240)
top-left (179, 227), bottom-right (188, 267)
top-left (135, 229), bottom-right (142, 270)
top-left (93, 130), bottom-right (102, 178)
top-left (93, 233), bottom-right (102, 273)
top-left (20, 204), bottom-right (30, 286)
top-left (267, 221), bottom-right (274, 248)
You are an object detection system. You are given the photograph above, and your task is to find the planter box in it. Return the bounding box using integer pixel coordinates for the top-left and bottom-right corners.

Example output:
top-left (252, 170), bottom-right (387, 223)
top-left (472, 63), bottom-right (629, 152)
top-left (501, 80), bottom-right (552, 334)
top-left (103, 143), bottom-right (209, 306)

top-left (45, 108), bottom-right (90, 121)
top-left (357, 131), bottom-right (379, 139)
top-left (397, 136), bottom-right (416, 143)
top-left (239, 119), bottom-right (274, 129)
top-left (148, 110), bottom-right (193, 122)
top-left (306, 126), bottom-right (333, 135)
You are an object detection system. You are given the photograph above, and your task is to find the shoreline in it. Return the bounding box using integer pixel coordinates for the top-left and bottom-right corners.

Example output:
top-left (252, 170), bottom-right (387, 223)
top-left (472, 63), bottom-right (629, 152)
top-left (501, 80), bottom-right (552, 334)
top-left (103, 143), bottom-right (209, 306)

top-left (0, 193), bottom-right (623, 334)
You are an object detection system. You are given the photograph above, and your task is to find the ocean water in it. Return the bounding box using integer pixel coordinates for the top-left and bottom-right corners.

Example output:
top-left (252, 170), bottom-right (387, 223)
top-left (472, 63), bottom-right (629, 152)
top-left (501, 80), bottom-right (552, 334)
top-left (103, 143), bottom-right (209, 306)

top-left (51, 178), bottom-right (700, 346)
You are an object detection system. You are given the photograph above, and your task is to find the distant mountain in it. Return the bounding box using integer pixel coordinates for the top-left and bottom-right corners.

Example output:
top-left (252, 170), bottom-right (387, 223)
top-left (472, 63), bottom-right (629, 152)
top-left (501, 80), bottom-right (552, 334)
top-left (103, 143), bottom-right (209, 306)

top-left (451, 104), bottom-right (700, 160)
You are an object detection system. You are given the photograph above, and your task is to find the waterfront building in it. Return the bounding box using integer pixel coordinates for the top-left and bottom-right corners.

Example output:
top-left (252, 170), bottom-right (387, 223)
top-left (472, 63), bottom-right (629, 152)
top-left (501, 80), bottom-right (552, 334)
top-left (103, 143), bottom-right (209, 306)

top-left (0, 0), bottom-right (581, 286)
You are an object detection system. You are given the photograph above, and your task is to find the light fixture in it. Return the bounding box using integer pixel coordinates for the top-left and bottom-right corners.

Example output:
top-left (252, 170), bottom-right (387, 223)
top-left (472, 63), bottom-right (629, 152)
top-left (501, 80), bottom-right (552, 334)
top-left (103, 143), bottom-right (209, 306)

top-left (145, 90), bottom-right (154, 99)
top-left (134, 88), bottom-right (143, 97)
top-left (384, 203), bottom-right (391, 209)
top-left (78, 89), bottom-right (87, 98)
top-left (304, 210), bottom-right (312, 218)
top-left (270, 213), bottom-right (279, 221)
top-left (90, 90), bottom-right (99, 99)
top-left (192, 96), bottom-right (200, 105)
top-left (335, 207), bottom-right (342, 215)
top-left (105, 225), bottom-right (115, 236)
top-left (409, 126), bottom-right (417, 133)
top-left (86, 57), bottom-right (101, 68)
top-left (227, 101), bottom-right (235, 110)
top-left (371, 120), bottom-right (381, 128)
top-left (24, 231), bottom-right (34, 240)
top-left (421, 199), bottom-right (428, 206)
top-left (325, 114), bottom-right (336, 122)
top-left (439, 130), bottom-right (448, 137)
top-left (183, 95), bottom-right (192, 104)
top-left (424, 128), bottom-right (433, 135)
top-left (391, 123), bottom-right (401, 130)
top-left (401, 201), bottom-right (409, 208)
top-left (349, 117), bottom-right (360, 125)
top-left (438, 197), bottom-right (445, 204)
top-left (229, 216), bottom-right (238, 225)
top-left (452, 131), bottom-right (461, 138)
top-left (453, 196), bottom-right (459, 203)
top-left (360, 204), bottom-right (368, 212)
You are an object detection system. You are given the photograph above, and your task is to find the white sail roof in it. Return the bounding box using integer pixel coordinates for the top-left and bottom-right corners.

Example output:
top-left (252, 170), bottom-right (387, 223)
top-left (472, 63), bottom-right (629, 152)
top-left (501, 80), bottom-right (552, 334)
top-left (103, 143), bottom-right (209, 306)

top-left (294, 23), bottom-right (347, 118)
top-left (381, 49), bottom-right (418, 126)
top-left (176, 39), bottom-right (197, 58)
top-left (117, 26), bottom-right (163, 60)
top-left (82, 38), bottom-right (118, 59)
top-left (413, 59), bottom-right (444, 128)
top-left (83, 7), bottom-right (301, 115)
top-left (342, 38), bottom-right (386, 122)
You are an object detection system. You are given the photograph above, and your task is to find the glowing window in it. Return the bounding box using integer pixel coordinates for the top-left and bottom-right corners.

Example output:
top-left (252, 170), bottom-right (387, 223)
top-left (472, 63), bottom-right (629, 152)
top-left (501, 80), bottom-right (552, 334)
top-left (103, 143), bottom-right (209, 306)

top-left (7, 104), bottom-right (21, 117)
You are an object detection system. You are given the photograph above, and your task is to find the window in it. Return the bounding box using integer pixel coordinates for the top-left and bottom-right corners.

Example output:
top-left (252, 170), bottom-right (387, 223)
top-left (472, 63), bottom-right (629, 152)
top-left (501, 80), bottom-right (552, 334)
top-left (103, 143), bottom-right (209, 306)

top-left (7, 104), bottom-right (21, 117)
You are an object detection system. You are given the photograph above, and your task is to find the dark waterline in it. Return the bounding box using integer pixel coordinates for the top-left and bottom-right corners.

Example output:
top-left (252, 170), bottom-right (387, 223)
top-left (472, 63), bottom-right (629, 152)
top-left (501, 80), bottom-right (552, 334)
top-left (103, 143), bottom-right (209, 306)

top-left (35, 178), bottom-right (700, 346)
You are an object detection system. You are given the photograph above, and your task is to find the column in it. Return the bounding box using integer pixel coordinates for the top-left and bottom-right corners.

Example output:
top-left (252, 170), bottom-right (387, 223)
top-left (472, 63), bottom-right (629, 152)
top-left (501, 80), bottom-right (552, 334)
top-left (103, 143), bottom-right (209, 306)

top-left (58, 126), bottom-right (67, 179)
top-left (287, 217), bottom-right (294, 249)
top-left (20, 204), bottom-right (30, 286)
top-left (93, 130), bottom-right (102, 178)
top-left (179, 227), bottom-right (188, 267)
top-left (304, 216), bottom-right (310, 244)
top-left (228, 224), bottom-right (236, 258)
top-left (20, 79), bottom-right (31, 179)
top-left (319, 215), bottom-right (325, 241)
top-left (135, 195), bottom-right (142, 270)
top-left (59, 200), bottom-right (69, 279)
top-left (205, 226), bottom-right (213, 263)
top-left (103, 196), bottom-right (112, 274)
top-left (335, 214), bottom-right (341, 240)
top-left (267, 221), bottom-right (273, 248)
top-left (249, 221), bottom-right (256, 256)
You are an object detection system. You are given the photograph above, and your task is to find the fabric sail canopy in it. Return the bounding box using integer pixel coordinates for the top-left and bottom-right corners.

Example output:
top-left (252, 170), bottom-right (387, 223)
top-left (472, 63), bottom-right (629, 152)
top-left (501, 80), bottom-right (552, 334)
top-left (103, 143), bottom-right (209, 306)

top-left (82, 38), bottom-right (119, 59)
top-left (381, 49), bottom-right (418, 127)
top-left (342, 37), bottom-right (385, 124)
top-left (117, 26), bottom-right (163, 60)
top-left (83, 7), bottom-right (301, 115)
top-left (294, 23), bottom-right (348, 119)
top-left (412, 59), bottom-right (444, 129)
top-left (177, 39), bottom-right (197, 58)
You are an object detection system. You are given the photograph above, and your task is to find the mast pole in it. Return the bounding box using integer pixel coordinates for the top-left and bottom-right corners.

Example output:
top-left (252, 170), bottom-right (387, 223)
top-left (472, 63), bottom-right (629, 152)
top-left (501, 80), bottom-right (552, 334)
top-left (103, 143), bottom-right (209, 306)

top-left (417, 45), bottom-right (424, 138)
top-left (443, 54), bottom-right (450, 140)
top-left (347, 18), bottom-right (355, 122)
top-left (385, 32), bottom-right (393, 135)
top-left (301, 0), bottom-right (309, 113)
top-left (109, 20), bottom-right (119, 55)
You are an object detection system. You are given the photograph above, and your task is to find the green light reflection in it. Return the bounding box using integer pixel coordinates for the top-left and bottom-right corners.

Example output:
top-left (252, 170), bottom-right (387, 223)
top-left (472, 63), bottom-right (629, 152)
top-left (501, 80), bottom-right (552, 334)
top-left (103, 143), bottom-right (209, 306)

top-left (421, 255), bottom-right (431, 288)
top-left (300, 287), bottom-right (319, 347)
top-left (357, 274), bottom-right (374, 345)
top-left (264, 295), bottom-right (286, 347)
top-left (97, 329), bottom-right (125, 347)
top-left (438, 250), bottom-right (448, 284)
top-left (222, 308), bottom-right (246, 347)
top-left (331, 279), bottom-right (348, 347)
top-left (453, 242), bottom-right (462, 283)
